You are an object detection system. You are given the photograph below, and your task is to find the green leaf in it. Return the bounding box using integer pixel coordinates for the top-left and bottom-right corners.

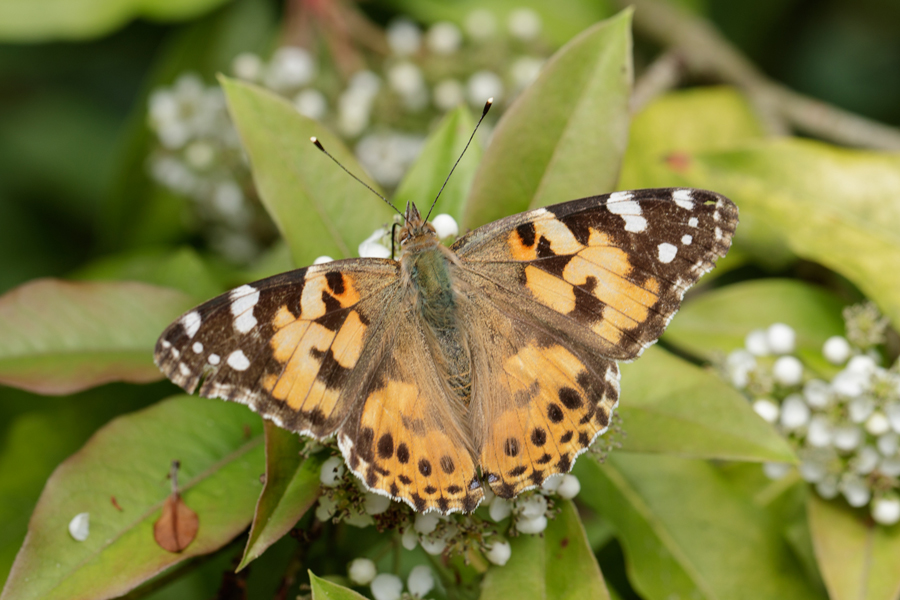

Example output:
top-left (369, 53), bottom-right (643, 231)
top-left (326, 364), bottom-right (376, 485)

top-left (393, 106), bottom-right (481, 223)
top-left (0, 279), bottom-right (196, 395)
top-left (575, 454), bottom-right (820, 600)
top-left (617, 347), bottom-right (796, 463)
top-left (463, 10), bottom-right (632, 228)
top-left (238, 422), bottom-right (324, 570)
top-left (663, 279), bottom-right (846, 367)
top-left (221, 77), bottom-right (395, 267)
top-left (807, 493), bottom-right (900, 600)
top-left (309, 571), bottom-right (368, 600)
top-left (1, 396), bottom-right (265, 600)
top-left (0, 0), bottom-right (230, 41)
top-left (480, 500), bottom-right (610, 599)
top-left (682, 139), bottom-right (900, 326)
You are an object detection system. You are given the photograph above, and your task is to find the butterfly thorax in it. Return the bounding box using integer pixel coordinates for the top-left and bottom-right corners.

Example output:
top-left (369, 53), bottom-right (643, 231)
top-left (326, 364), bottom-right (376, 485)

top-left (399, 203), bottom-right (473, 405)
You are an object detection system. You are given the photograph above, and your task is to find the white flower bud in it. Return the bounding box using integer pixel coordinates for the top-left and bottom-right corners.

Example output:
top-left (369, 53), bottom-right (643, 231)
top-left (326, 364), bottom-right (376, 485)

top-left (294, 89), bottom-right (328, 120)
top-left (315, 496), bottom-right (336, 521)
top-left (852, 445), bottom-right (880, 475)
top-left (345, 511), bottom-right (374, 528)
top-left (816, 476), bottom-right (839, 499)
top-left (887, 402), bottom-right (900, 434)
top-left (467, 70), bottom-right (503, 105)
top-left (371, 573), bottom-right (403, 600)
top-left (832, 370), bottom-right (868, 397)
top-left (489, 497), bottom-right (512, 522)
top-left (780, 395), bottom-right (810, 430)
top-left (726, 349), bottom-right (756, 388)
top-left (320, 456), bottom-right (345, 486)
top-left (878, 432), bottom-right (899, 456)
top-left (848, 397), bottom-right (875, 423)
top-left (866, 411), bottom-right (891, 435)
top-left (803, 379), bottom-right (832, 408)
top-left (364, 492), bottom-right (391, 515)
top-left (509, 57), bottom-right (544, 91)
top-left (433, 79), bottom-right (464, 110)
top-left (767, 323), bottom-right (796, 354)
top-left (264, 47), bottom-right (315, 91)
top-left (872, 496), bottom-right (900, 525)
top-left (753, 399), bottom-right (780, 423)
top-left (387, 19), bottom-right (421, 56)
top-left (541, 474), bottom-right (563, 492)
top-left (879, 456), bottom-right (900, 477)
top-left (798, 458), bottom-right (826, 483)
top-left (518, 495), bottom-right (547, 519)
top-left (516, 514), bottom-right (548, 534)
top-left (348, 558), bottom-right (377, 585)
top-left (482, 485), bottom-right (496, 505)
top-left (431, 214), bottom-right (459, 239)
top-left (807, 415), bottom-right (833, 447)
top-left (414, 512), bottom-right (440, 535)
top-left (847, 355), bottom-right (877, 375)
top-left (359, 240), bottom-right (392, 259)
top-left (773, 356), bottom-right (804, 386)
top-left (833, 425), bottom-right (863, 452)
top-left (508, 8), bottom-right (541, 40)
top-left (184, 141), bottom-right (215, 170)
top-left (407, 565), bottom-right (435, 597)
top-left (840, 476), bottom-right (871, 507)
top-left (556, 475), bottom-right (581, 499)
top-left (232, 52), bottom-right (263, 81)
top-left (763, 462), bottom-right (792, 480)
top-left (745, 329), bottom-right (770, 356)
top-left (420, 535), bottom-right (448, 555)
top-left (313, 256), bottom-right (334, 264)
top-left (427, 22), bottom-right (462, 55)
top-left (823, 336), bottom-right (851, 364)
top-left (485, 539), bottom-right (512, 565)
top-left (401, 527), bottom-right (419, 550)
top-left (465, 9), bottom-right (497, 41)
top-left (68, 512), bottom-right (90, 542)
top-left (388, 62), bottom-right (425, 98)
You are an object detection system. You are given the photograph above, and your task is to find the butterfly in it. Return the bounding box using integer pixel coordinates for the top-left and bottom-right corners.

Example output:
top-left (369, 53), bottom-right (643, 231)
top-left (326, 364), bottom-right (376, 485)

top-left (155, 187), bottom-right (737, 514)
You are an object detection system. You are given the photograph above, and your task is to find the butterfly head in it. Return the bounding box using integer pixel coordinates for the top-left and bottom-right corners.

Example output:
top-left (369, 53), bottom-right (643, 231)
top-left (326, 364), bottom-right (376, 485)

top-left (397, 202), bottom-right (439, 252)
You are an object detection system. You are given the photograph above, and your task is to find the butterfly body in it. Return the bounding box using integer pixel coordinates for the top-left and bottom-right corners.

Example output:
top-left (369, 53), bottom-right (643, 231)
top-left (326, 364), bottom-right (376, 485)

top-left (155, 188), bottom-right (738, 514)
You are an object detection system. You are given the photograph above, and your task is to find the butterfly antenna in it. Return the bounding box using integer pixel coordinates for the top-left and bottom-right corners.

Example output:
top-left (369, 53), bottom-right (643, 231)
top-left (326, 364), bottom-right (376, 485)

top-left (424, 98), bottom-right (493, 222)
top-left (310, 137), bottom-right (406, 221)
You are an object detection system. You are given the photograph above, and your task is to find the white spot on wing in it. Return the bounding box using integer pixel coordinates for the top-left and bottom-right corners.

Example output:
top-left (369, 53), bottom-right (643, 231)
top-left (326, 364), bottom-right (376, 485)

top-left (161, 340), bottom-right (172, 349)
top-left (623, 215), bottom-right (647, 233)
top-left (181, 311), bottom-right (202, 338)
top-left (208, 353), bottom-right (220, 365)
top-left (192, 342), bottom-right (203, 353)
top-left (231, 285), bottom-right (260, 334)
top-left (658, 242), bottom-right (678, 264)
top-left (227, 350), bottom-right (250, 371)
top-left (607, 197), bottom-right (645, 232)
top-left (607, 199), bottom-right (641, 215)
top-left (608, 191), bottom-right (633, 203)
top-left (715, 227), bottom-right (723, 240)
top-left (234, 312), bottom-right (258, 334)
top-left (178, 362), bottom-right (191, 377)
top-left (682, 234), bottom-right (693, 245)
top-left (673, 189), bottom-right (695, 209)
top-left (688, 217), bottom-right (699, 228)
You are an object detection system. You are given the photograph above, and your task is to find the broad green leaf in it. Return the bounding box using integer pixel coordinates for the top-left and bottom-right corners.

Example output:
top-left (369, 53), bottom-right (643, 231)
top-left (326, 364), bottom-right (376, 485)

top-left (222, 77), bottom-right (395, 267)
top-left (0, 279), bottom-right (196, 395)
top-left (238, 422), bottom-right (324, 570)
top-left (480, 500), bottom-right (610, 599)
top-left (309, 571), bottom-right (368, 600)
top-left (72, 247), bottom-right (223, 300)
top-left (576, 454), bottom-right (820, 600)
top-left (808, 494), bottom-right (900, 600)
top-left (393, 106), bottom-right (481, 223)
top-left (663, 279), bottom-right (846, 369)
top-left (682, 139), bottom-right (900, 326)
top-left (0, 0), bottom-right (230, 41)
top-left (464, 10), bottom-right (632, 228)
top-left (1, 396), bottom-right (265, 600)
top-left (617, 347), bottom-right (796, 463)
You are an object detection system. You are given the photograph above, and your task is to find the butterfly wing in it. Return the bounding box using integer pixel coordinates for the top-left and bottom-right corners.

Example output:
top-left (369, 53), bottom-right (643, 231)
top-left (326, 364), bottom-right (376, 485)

top-left (453, 188), bottom-right (737, 497)
top-left (154, 259), bottom-right (400, 439)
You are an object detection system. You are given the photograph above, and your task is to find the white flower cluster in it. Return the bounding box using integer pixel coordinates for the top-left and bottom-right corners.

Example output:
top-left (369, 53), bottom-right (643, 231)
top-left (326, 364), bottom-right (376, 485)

top-left (347, 559), bottom-right (435, 600)
top-left (485, 474), bottom-right (580, 537)
top-left (724, 307), bottom-right (900, 525)
top-left (314, 214), bottom-right (459, 265)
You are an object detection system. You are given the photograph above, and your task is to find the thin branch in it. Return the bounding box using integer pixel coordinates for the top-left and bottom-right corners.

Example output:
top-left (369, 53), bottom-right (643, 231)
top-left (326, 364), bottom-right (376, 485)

top-left (623, 0), bottom-right (900, 150)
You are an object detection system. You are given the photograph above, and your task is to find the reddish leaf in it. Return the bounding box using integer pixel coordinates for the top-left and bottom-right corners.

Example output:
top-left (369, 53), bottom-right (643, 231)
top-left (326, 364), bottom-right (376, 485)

top-left (153, 494), bottom-right (199, 553)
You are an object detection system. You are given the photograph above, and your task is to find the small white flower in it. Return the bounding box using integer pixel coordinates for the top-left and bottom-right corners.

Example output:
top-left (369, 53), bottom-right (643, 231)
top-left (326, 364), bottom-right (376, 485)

top-left (852, 445), bottom-right (880, 475)
top-left (816, 476), bottom-right (840, 499)
top-left (315, 496), bottom-right (336, 521)
top-left (507, 8), bottom-right (542, 41)
top-left (518, 495), bottom-right (547, 519)
top-left (358, 227), bottom-right (392, 259)
top-left (407, 565), bottom-right (435, 597)
top-left (345, 511), bottom-right (375, 528)
top-left (313, 256), bottom-right (334, 265)
top-left (848, 397), bottom-right (875, 423)
top-left (807, 415), bottom-right (833, 447)
top-left (431, 214), bottom-right (459, 239)
top-left (847, 355), bottom-right (877, 375)
top-left (773, 356), bottom-right (804, 386)
top-left (482, 485), bottom-right (496, 504)
top-left (877, 432), bottom-right (899, 456)
top-left (467, 70), bottom-right (504, 106)
top-left (211, 180), bottom-right (245, 221)
top-left (823, 336), bottom-right (851, 364)
top-left (516, 514), bottom-right (548, 534)
top-left (294, 89), bottom-right (328, 120)
top-left (744, 329), bottom-right (770, 356)
top-left (264, 47), bottom-right (315, 91)
top-left (752, 398), bottom-right (780, 423)
top-left (388, 62), bottom-right (426, 98)
top-left (68, 512), bottom-right (90, 542)
top-left (184, 140), bottom-right (215, 170)
top-left (541, 474), bottom-right (563, 492)
top-left (350, 70), bottom-right (382, 97)
top-left (840, 475), bottom-right (871, 507)
top-left (401, 527), bottom-right (419, 550)
top-left (766, 323), bottom-right (796, 354)
top-left (887, 402), bottom-right (900, 434)
top-left (427, 21), bottom-right (462, 55)
top-left (465, 9), bottom-right (497, 41)
top-left (348, 558), bottom-right (377, 585)
top-left (387, 19), bottom-right (422, 56)
top-left (556, 474), bottom-right (581, 499)
top-left (832, 425), bottom-right (863, 452)
top-left (780, 394), bottom-right (810, 430)
top-left (726, 349), bottom-right (756, 388)
top-left (414, 512), bottom-right (440, 535)
top-left (798, 457), bottom-right (826, 483)
top-left (420, 535), bottom-right (448, 555)
top-left (232, 52), bottom-right (263, 81)
top-left (338, 91), bottom-right (372, 137)
top-left (364, 492), bottom-right (392, 515)
top-left (371, 573), bottom-right (404, 600)
top-left (489, 497), bottom-right (512, 522)
top-left (433, 79), bottom-right (465, 110)
top-left (320, 456), bottom-right (345, 486)
top-left (879, 456), bottom-right (900, 477)
top-left (763, 462), bottom-right (792, 480)
top-left (803, 379), bottom-right (832, 408)
top-left (485, 540), bottom-right (511, 566)
top-left (872, 496), bottom-right (900, 525)
top-left (509, 56), bottom-right (544, 91)
top-left (832, 369), bottom-right (868, 397)
top-left (148, 89), bottom-right (179, 127)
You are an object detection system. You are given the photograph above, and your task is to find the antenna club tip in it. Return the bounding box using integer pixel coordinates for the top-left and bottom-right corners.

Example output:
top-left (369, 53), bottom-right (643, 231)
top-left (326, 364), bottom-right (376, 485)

top-left (482, 98), bottom-right (493, 116)
top-left (310, 136), bottom-right (325, 151)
